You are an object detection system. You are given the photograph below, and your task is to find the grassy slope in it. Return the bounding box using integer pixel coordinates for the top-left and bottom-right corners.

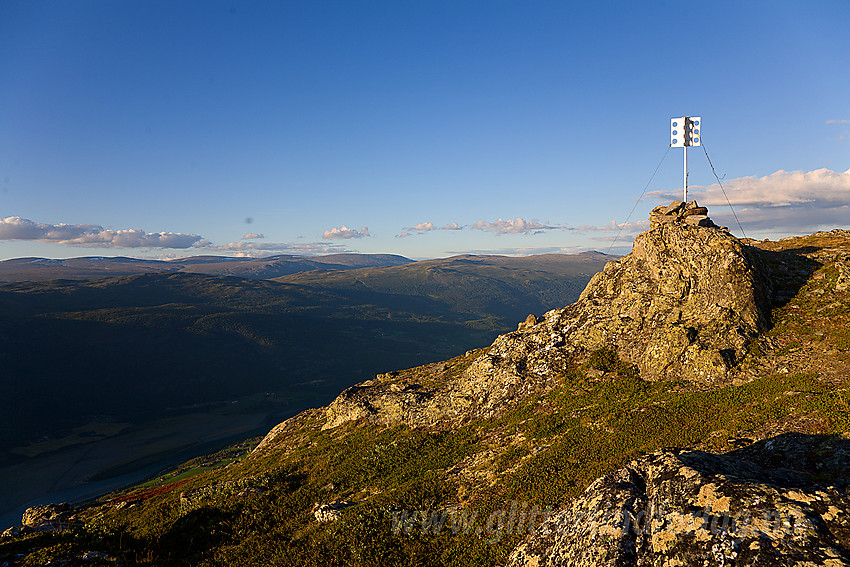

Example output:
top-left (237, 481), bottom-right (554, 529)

top-left (4, 236), bottom-right (849, 566)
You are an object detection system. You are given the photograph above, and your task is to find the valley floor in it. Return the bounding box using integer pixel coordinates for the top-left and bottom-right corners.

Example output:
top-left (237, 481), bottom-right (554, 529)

top-left (0, 403), bottom-right (300, 530)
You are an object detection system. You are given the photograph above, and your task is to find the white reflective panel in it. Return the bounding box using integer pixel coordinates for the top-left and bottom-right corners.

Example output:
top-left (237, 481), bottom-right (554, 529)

top-left (670, 117), bottom-right (685, 147)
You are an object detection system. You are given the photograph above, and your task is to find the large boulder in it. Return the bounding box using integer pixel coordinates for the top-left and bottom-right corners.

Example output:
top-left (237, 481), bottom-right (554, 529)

top-left (508, 433), bottom-right (850, 567)
top-left (20, 503), bottom-right (78, 532)
top-left (469, 202), bottom-right (772, 388)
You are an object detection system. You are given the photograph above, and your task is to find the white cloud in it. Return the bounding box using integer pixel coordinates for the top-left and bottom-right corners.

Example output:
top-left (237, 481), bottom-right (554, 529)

top-left (396, 217), bottom-right (645, 239)
top-left (322, 225), bottom-right (370, 240)
top-left (0, 216), bottom-right (366, 256)
top-left (471, 217), bottom-right (571, 235)
top-left (826, 119), bottom-right (850, 124)
top-left (396, 221), bottom-right (464, 237)
top-left (576, 220), bottom-right (649, 234)
top-left (207, 240), bottom-right (348, 256)
top-left (0, 217), bottom-right (204, 249)
top-left (447, 245), bottom-right (602, 256)
top-left (648, 167), bottom-right (850, 231)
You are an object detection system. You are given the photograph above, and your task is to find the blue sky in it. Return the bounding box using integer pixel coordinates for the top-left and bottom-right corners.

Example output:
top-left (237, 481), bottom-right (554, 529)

top-left (1, 1), bottom-right (848, 260)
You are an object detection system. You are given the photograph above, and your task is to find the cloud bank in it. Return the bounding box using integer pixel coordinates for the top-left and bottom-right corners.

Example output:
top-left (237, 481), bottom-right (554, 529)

top-left (206, 240), bottom-right (348, 256)
top-left (396, 217), bottom-right (648, 238)
top-left (648, 167), bottom-right (850, 231)
top-left (447, 245), bottom-right (607, 256)
top-left (396, 221), bottom-right (464, 237)
top-left (0, 216), bottom-right (361, 257)
top-left (322, 225), bottom-right (370, 240)
top-left (471, 218), bottom-right (570, 235)
top-left (0, 217), bottom-right (204, 248)
top-left (576, 220), bottom-right (648, 234)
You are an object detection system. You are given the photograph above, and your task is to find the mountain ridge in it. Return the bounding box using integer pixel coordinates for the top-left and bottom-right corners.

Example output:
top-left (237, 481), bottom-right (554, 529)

top-left (0, 251), bottom-right (612, 284)
top-left (0, 252), bottom-right (414, 283)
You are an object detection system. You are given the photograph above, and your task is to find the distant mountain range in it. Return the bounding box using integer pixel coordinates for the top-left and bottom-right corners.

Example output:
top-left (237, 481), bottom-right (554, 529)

top-left (0, 253), bottom-right (413, 282)
top-left (0, 251), bottom-right (613, 453)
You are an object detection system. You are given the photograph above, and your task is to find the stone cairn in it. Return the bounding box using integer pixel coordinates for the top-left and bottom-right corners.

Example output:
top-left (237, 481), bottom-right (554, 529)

top-left (649, 199), bottom-right (726, 230)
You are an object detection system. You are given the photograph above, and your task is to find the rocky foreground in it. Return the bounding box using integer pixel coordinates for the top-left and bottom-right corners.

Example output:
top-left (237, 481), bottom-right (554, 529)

top-left (508, 433), bottom-right (850, 566)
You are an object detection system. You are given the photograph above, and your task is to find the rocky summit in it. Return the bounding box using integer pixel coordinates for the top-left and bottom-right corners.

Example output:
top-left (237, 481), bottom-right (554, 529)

top-left (649, 199), bottom-right (720, 229)
top-left (469, 200), bottom-right (771, 386)
top-left (301, 201), bottom-right (772, 436)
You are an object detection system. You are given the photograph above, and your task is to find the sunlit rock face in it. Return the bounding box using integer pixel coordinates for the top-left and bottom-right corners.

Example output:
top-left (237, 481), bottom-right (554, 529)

top-left (468, 201), bottom-right (772, 392)
top-left (310, 202), bottom-right (773, 433)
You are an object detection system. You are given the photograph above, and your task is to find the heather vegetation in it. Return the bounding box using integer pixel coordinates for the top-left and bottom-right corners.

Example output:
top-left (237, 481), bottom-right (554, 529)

top-left (6, 364), bottom-right (847, 565)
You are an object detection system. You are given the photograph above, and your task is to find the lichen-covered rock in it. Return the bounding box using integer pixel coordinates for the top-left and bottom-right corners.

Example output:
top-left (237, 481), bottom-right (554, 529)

top-left (836, 259), bottom-right (850, 292)
top-left (651, 200), bottom-right (717, 229)
top-left (507, 433), bottom-right (850, 567)
top-left (322, 378), bottom-right (454, 430)
top-left (518, 313), bottom-right (539, 331)
top-left (20, 503), bottom-right (78, 532)
top-left (312, 501), bottom-right (354, 523)
top-left (471, 203), bottom-right (772, 387)
top-left (316, 203), bottom-right (773, 430)
top-left (1, 526), bottom-right (21, 538)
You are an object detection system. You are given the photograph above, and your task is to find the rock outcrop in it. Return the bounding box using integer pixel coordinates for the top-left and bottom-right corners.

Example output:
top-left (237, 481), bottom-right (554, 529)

top-left (320, 358), bottom-right (494, 430)
top-left (507, 433), bottom-right (850, 566)
top-left (649, 199), bottom-right (719, 228)
top-left (311, 500), bottom-right (355, 523)
top-left (312, 202), bottom-right (773, 431)
top-left (18, 503), bottom-right (79, 533)
top-left (472, 200), bottom-right (771, 389)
